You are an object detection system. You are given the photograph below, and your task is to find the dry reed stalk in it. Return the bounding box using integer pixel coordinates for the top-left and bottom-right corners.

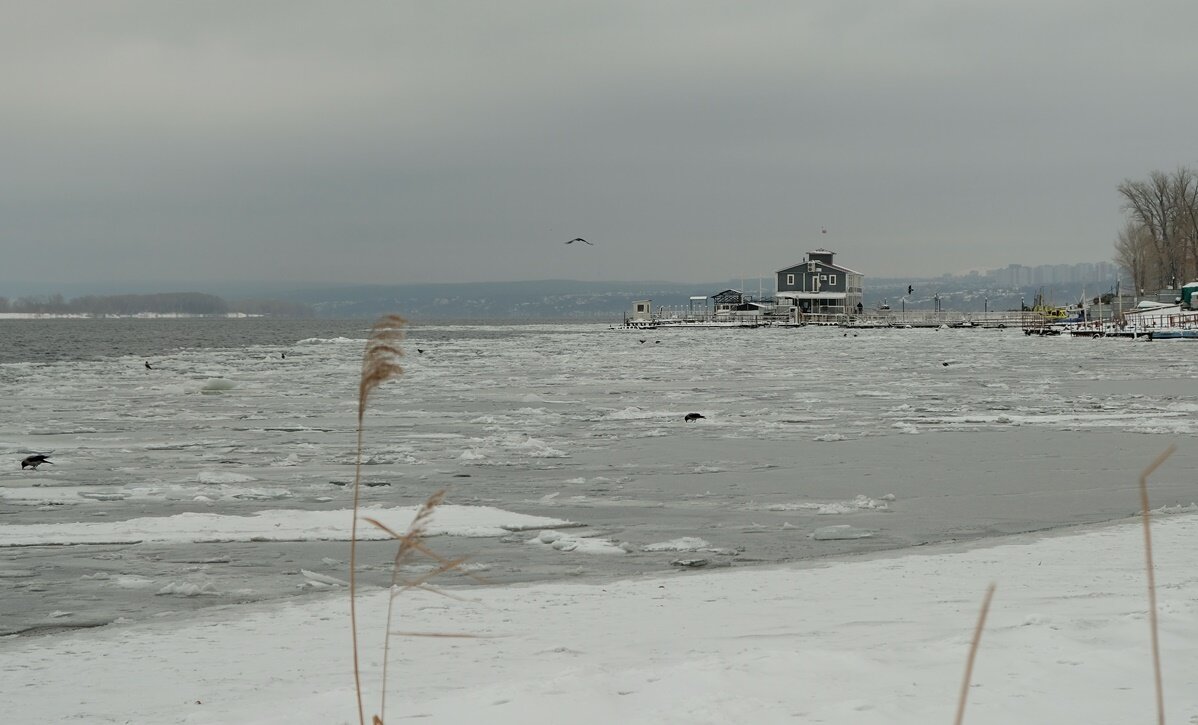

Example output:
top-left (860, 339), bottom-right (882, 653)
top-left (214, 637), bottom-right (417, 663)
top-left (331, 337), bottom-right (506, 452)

top-left (952, 582), bottom-right (996, 725)
top-left (362, 491), bottom-right (485, 723)
top-left (351, 315), bottom-right (406, 725)
top-left (1138, 444), bottom-right (1174, 725)
top-left (372, 489), bottom-right (449, 721)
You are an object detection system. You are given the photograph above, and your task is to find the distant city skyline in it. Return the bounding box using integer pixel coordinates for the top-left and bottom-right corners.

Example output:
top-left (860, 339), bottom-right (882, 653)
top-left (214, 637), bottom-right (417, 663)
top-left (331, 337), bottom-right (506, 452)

top-left (929, 261), bottom-right (1121, 287)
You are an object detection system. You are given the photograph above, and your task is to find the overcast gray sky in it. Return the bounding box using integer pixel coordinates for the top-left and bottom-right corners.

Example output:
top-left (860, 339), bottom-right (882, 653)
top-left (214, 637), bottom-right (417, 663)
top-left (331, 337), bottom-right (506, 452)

top-left (3, 1), bottom-right (1197, 292)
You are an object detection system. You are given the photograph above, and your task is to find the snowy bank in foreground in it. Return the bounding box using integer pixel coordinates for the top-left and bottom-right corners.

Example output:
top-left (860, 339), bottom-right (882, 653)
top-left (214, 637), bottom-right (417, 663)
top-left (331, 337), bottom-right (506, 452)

top-left (4, 514), bottom-right (1197, 724)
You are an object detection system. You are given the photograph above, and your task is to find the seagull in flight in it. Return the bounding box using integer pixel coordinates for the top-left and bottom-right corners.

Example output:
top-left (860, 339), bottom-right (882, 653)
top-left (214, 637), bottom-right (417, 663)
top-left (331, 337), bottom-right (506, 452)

top-left (565, 238), bottom-right (592, 245)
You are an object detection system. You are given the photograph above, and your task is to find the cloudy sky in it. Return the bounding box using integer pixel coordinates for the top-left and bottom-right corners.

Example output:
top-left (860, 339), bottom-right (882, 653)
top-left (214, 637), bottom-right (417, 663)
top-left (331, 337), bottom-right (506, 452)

top-left (3, 1), bottom-right (1197, 292)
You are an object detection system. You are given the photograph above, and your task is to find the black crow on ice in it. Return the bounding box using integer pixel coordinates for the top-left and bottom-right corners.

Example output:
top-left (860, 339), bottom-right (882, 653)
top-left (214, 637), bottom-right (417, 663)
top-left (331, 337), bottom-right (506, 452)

top-left (684, 413), bottom-right (705, 423)
top-left (21, 454), bottom-right (53, 470)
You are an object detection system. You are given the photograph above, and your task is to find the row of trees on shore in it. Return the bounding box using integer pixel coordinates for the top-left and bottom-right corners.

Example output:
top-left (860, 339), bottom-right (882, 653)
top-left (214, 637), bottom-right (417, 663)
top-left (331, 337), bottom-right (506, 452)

top-left (0, 292), bottom-right (314, 317)
top-left (1116, 166), bottom-right (1198, 293)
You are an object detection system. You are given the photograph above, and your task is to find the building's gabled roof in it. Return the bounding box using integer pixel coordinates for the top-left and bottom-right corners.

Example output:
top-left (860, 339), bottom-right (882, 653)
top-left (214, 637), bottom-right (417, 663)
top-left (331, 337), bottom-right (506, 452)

top-left (775, 260), bottom-right (864, 276)
top-left (711, 289), bottom-right (745, 303)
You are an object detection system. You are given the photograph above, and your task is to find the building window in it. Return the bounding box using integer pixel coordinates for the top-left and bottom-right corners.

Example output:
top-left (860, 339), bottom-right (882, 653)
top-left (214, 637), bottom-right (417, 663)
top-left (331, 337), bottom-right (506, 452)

top-left (808, 261), bottom-right (816, 272)
top-left (636, 304), bottom-right (647, 313)
top-left (786, 274), bottom-right (795, 285)
top-left (829, 274), bottom-right (837, 286)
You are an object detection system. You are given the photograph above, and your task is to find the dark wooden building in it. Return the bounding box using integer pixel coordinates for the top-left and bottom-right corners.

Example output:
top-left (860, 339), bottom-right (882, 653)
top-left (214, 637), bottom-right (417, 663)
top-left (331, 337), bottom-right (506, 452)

top-left (774, 249), bottom-right (864, 316)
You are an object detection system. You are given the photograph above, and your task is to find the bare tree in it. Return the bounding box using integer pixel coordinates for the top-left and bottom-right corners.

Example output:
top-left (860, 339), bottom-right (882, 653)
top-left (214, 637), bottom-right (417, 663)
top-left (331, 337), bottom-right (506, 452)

top-left (1172, 167), bottom-right (1198, 282)
top-left (1119, 171), bottom-right (1181, 288)
top-left (1115, 220), bottom-right (1154, 294)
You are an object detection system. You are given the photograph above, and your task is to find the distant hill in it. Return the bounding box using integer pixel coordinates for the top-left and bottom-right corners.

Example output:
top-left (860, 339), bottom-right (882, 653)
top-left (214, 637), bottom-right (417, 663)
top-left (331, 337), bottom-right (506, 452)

top-left (1, 277), bottom-right (1125, 320)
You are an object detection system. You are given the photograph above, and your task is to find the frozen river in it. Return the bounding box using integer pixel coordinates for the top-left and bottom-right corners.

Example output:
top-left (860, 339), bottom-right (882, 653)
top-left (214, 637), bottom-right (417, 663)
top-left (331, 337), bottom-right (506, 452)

top-left (2, 319), bottom-right (1196, 637)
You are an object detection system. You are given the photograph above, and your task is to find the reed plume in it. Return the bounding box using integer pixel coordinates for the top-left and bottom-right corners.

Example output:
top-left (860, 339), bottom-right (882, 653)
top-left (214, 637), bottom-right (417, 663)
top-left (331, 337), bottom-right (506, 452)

top-left (351, 315), bottom-right (406, 725)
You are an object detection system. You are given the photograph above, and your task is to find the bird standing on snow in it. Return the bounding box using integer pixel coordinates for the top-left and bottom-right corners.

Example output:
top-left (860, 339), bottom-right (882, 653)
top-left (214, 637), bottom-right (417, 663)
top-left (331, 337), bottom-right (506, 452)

top-left (684, 413), bottom-right (705, 423)
top-left (145, 361), bottom-right (153, 370)
top-left (565, 238), bottom-right (592, 245)
top-left (21, 454), bottom-right (53, 470)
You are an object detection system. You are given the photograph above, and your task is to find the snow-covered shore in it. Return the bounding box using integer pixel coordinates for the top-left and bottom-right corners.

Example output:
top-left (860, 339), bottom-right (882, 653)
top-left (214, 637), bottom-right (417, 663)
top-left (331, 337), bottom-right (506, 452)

top-left (4, 511), bottom-right (1196, 724)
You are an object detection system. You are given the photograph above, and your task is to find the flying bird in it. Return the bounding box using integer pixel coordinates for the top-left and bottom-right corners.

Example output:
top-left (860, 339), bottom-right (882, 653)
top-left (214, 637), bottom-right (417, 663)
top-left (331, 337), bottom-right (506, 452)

top-left (821, 227), bottom-right (827, 234)
top-left (21, 454), bottom-right (53, 470)
top-left (684, 413), bottom-right (705, 423)
top-left (565, 238), bottom-right (592, 245)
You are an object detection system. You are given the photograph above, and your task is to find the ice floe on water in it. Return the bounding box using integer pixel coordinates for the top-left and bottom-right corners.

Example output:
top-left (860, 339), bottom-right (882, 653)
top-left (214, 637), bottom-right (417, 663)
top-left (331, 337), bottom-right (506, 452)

top-left (457, 434), bottom-right (568, 464)
top-left (528, 530), bottom-right (628, 554)
top-left (641, 536), bottom-right (711, 551)
top-left (197, 378), bottom-right (237, 394)
top-left (813, 432), bottom-right (848, 441)
top-left (295, 336), bottom-right (358, 345)
top-left (761, 494), bottom-right (894, 514)
top-left (641, 537), bottom-right (739, 555)
top-left (0, 486), bottom-right (147, 505)
top-left (1149, 502), bottom-right (1198, 515)
top-left (298, 569), bottom-right (349, 589)
top-left (0, 505), bottom-right (575, 546)
top-left (157, 577), bottom-right (219, 597)
top-left (811, 524), bottom-right (874, 540)
top-left (197, 470), bottom-right (257, 484)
